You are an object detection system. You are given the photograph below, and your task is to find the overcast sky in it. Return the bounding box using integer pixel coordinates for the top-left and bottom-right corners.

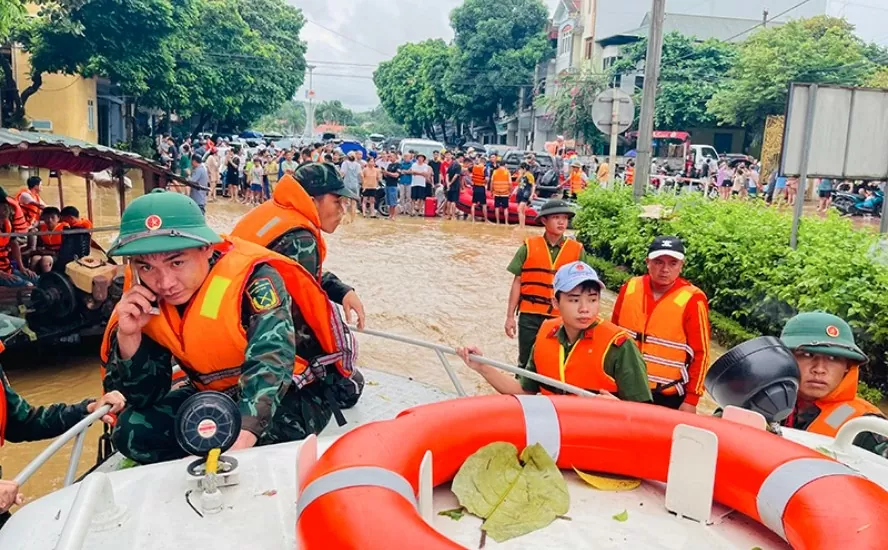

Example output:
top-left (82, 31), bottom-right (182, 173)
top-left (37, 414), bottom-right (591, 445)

top-left (293, 0), bottom-right (888, 112)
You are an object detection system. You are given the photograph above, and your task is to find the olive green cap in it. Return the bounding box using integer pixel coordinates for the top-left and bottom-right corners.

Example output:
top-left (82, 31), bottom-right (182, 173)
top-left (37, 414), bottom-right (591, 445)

top-left (538, 199), bottom-right (575, 219)
top-left (108, 189), bottom-right (221, 256)
top-left (295, 162), bottom-right (359, 201)
top-left (780, 311), bottom-right (867, 364)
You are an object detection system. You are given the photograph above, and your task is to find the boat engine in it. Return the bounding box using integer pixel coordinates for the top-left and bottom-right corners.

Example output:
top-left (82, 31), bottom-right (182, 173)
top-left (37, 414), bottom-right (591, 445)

top-left (704, 336), bottom-right (800, 424)
top-left (176, 391), bottom-right (242, 515)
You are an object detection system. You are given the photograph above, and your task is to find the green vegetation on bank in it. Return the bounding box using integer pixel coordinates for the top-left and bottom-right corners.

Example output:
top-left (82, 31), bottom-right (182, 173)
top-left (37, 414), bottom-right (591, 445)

top-left (574, 187), bottom-right (888, 398)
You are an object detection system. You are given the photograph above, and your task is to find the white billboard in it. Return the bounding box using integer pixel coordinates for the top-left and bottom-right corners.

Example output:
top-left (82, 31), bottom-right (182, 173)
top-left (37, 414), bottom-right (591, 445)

top-left (780, 83), bottom-right (888, 180)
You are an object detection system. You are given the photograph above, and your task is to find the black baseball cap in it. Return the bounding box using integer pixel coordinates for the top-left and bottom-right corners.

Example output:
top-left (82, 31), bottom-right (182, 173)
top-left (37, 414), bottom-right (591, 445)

top-left (647, 236), bottom-right (685, 261)
top-left (294, 162), bottom-right (359, 201)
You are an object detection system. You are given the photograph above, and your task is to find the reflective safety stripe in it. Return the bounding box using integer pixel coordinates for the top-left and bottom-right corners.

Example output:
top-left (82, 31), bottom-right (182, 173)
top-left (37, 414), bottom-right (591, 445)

top-left (824, 403), bottom-right (857, 430)
top-left (199, 276), bottom-right (231, 320)
top-left (644, 335), bottom-right (694, 358)
top-left (255, 216), bottom-right (282, 238)
top-left (514, 395), bottom-right (561, 461)
top-left (297, 466), bottom-right (416, 519)
top-left (756, 458), bottom-right (861, 541)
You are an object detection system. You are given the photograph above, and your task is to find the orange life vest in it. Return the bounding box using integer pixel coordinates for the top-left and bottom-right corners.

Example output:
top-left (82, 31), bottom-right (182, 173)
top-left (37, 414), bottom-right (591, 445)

top-left (626, 166), bottom-right (635, 185)
top-left (230, 174), bottom-right (326, 278)
top-left (0, 341), bottom-right (7, 444)
top-left (491, 167), bottom-right (512, 196)
top-left (6, 197), bottom-right (27, 233)
top-left (0, 219), bottom-right (12, 272)
top-left (15, 188), bottom-right (42, 225)
top-left (799, 365), bottom-right (883, 437)
top-left (38, 221), bottom-right (62, 251)
top-left (61, 216), bottom-right (93, 229)
top-left (518, 236), bottom-right (583, 317)
top-left (614, 276), bottom-right (704, 396)
top-left (568, 171), bottom-right (586, 195)
top-left (533, 317), bottom-right (626, 395)
top-left (471, 165), bottom-right (487, 187)
top-left (100, 237), bottom-right (353, 396)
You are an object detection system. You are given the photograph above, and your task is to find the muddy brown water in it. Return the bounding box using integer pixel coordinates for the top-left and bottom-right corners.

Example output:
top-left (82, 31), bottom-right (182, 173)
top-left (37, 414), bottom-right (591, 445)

top-left (3, 200), bottom-right (728, 506)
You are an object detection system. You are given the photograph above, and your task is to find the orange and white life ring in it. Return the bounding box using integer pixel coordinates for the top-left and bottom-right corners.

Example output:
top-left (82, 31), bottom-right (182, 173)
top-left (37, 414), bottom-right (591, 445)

top-left (296, 395), bottom-right (888, 549)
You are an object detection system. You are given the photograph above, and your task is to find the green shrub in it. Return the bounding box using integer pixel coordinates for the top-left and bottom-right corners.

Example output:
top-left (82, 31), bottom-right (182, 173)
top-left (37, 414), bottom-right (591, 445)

top-left (709, 311), bottom-right (761, 349)
top-left (858, 381), bottom-right (885, 406)
top-left (574, 188), bottom-right (888, 385)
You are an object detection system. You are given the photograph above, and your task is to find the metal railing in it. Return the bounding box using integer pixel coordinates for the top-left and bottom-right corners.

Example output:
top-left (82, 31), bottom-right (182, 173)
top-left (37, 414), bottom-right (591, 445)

top-left (12, 328), bottom-right (596, 490)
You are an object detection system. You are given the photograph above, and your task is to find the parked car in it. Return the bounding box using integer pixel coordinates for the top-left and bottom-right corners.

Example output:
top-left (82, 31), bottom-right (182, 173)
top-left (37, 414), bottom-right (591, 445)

top-left (501, 150), bottom-right (560, 197)
top-left (399, 138), bottom-right (446, 159)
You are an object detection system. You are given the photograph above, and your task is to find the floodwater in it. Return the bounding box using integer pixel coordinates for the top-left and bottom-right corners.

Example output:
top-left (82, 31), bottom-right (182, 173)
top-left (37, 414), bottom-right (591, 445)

top-left (2, 198), bottom-right (726, 505)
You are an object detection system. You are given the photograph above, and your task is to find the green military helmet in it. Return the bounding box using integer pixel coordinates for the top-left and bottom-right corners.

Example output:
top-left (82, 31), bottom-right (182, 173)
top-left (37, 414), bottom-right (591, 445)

top-left (295, 162), bottom-right (359, 201)
top-left (780, 311), bottom-right (868, 364)
top-left (108, 189), bottom-right (222, 257)
top-left (538, 198), bottom-right (576, 219)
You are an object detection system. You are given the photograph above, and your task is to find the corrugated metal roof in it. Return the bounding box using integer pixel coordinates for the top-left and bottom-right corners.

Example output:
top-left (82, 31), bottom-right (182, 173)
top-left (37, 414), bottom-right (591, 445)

top-left (0, 128), bottom-right (181, 182)
top-left (598, 12), bottom-right (782, 45)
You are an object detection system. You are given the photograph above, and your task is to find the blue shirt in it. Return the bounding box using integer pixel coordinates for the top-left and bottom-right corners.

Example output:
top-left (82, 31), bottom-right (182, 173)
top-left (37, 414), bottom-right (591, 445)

top-left (398, 161), bottom-right (413, 185)
top-left (775, 176), bottom-right (787, 190)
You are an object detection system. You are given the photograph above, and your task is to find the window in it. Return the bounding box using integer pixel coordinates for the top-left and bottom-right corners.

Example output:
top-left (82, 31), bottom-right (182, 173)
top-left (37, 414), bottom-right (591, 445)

top-left (603, 56), bottom-right (616, 70)
top-left (87, 99), bottom-right (95, 131)
top-left (584, 37), bottom-right (594, 60)
top-left (559, 28), bottom-right (572, 55)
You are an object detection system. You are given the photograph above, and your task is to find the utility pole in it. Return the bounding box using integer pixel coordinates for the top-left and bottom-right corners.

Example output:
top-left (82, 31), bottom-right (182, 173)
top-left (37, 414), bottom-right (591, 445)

top-left (632, 0), bottom-right (666, 201)
top-left (304, 65), bottom-right (316, 141)
top-left (762, 9), bottom-right (769, 27)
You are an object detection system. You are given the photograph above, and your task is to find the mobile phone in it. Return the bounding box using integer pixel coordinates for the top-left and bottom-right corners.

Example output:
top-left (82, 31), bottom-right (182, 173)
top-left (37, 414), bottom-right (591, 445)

top-left (129, 261), bottom-right (160, 315)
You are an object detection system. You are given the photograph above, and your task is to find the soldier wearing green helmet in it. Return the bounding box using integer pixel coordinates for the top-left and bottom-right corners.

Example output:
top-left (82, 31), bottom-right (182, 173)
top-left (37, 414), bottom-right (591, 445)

top-left (780, 311), bottom-right (886, 456)
top-left (101, 189), bottom-right (357, 464)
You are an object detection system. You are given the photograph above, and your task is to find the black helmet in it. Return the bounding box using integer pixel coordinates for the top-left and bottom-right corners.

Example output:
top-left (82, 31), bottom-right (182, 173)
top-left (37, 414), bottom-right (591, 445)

top-left (538, 199), bottom-right (575, 219)
top-left (704, 336), bottom-right (800, 423)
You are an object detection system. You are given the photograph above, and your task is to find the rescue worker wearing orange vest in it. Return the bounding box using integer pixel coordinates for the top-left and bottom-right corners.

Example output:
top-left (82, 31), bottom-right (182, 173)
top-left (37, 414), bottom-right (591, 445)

top-left (567, 160), bottom-right (588, 199)
top-left (0, 191), bottom-right (37, 288)
top-left (100, 190), bottom-right (358, 464)
top-left (0, 314), bottom-right (124, 525)
top-left (58, 206), bottom-right (92, 230)
top-left (230, 163), bottom-right (365, 328)
top-left (611, 236), bottom-right (711, 413)
top-left (457, 262), bottom-right (651, 401)
top-left (470, 155), bottom-right (490, 222)
top-left (490, 160), bottom-right (512, 226)
top-left (506, 199), bottom-right (592, 369)
top-left (15, 176), bottom-right (44, 227)
top-left (30, 206), bottom-right (61, 273)
top-left (625, 160), bottom-right (635, 186)
top-left (779, 312), bottom-right (886, 456)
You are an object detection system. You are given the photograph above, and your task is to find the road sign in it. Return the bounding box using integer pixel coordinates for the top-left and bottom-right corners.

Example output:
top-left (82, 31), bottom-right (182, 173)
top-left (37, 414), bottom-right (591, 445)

top-left (592, 88), bottom-right (634, 135)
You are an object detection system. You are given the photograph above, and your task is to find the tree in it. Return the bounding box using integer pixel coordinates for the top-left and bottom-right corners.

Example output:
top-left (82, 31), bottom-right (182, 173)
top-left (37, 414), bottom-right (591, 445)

top-left (535, 64), bottom-right (609, 149)
top-left (610, 33), bottom-right (737, 130)
top-left (446, 0), bottom-right (551, 126)
top-left (315, 100), bottom-right (356, 126)
top-left (254, 100), bottom-right (306, 134)
top-left (708, 16), bottom-right (877, 140)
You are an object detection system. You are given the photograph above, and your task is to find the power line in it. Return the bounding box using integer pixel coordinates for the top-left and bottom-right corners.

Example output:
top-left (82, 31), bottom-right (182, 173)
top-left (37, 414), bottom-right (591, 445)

top-left (305, 19), bottom-right (393, 59)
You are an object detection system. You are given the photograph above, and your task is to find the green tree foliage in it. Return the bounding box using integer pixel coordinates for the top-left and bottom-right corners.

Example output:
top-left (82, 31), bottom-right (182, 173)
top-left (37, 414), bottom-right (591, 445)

top-left (534, 64), bottom-right (608, 149)
top-left (708, 16), bottom-right (877, 138)
top-left (446, 0), bottom-right (550, 125)
top-left (610, 33), bottom-right (737, 130)
top-left (374, 39), bottom-right (456, 139)
top-left (315, 100), bottom-right (356, 126)
top-left (253, 100), bottom-right (307, 135)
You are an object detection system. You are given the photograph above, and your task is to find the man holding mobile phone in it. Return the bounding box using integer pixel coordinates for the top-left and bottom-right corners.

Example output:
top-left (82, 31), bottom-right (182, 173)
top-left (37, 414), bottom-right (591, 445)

top-left (100, 190), bottom-right (358, 465)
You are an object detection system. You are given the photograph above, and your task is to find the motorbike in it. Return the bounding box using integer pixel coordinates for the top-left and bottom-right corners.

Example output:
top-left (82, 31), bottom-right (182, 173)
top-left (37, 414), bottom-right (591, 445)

top-left (833, 190), bottom-right (884, 217)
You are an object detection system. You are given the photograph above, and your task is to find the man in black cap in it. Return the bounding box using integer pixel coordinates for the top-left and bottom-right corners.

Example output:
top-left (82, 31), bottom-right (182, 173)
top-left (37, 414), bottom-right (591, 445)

top-left (611, 236), bottom-right (711, 413)
top-left (504, 199), bottom-right (593, 369)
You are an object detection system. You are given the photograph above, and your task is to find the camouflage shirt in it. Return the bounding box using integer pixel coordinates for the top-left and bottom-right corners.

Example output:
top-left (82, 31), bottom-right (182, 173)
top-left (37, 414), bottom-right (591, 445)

top-left (2, 366), bottom-right (92, 443)
top-left (103, 259), bottom-right (325, 437)
top-left (267, 229), bottom-right (353, 304)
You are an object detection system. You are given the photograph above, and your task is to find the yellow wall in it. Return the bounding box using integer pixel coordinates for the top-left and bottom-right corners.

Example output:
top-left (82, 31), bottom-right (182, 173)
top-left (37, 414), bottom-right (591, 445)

top-left (12, 47), bottom-right (99, 144)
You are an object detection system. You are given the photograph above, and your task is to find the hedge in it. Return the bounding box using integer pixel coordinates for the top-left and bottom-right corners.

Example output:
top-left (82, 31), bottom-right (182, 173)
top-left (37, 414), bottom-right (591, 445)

top-left (574, 185), bottom-right (888, 390)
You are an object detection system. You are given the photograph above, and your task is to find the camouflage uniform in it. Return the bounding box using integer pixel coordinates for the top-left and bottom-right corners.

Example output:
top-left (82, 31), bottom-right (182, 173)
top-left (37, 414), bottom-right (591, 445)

top-left (267, 229), bottom-right (353, 304)
top-left (103, 259), bottom-right (349, 464)
top-left (1, 367), bottom-right (93, 444)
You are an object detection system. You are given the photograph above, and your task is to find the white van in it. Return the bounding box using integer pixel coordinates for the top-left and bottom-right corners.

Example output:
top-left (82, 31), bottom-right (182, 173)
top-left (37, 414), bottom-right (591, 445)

top-left (399, 138), bottom-right (446, 159)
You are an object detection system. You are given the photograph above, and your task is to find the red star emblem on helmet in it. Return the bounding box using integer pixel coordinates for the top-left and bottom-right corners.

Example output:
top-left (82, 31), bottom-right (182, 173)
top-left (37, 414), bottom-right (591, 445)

top-left (575, 264), bottom-right (584, 271)
top-left (145, 214), bottom-right (163, 231)
top-left (826, 325), bottom-right (840, 338)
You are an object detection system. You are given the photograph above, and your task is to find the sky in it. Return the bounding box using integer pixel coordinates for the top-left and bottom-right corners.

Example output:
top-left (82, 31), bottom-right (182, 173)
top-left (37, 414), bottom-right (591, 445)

top-left (293, 0), bottom-right (888, 112)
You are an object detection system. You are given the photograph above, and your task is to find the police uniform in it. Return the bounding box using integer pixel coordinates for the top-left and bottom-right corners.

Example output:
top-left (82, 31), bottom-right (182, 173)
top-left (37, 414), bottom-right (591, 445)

top-left (780, 312), bottom-right (886, 456)
top-left (101, 190), bottom-right (358, 464)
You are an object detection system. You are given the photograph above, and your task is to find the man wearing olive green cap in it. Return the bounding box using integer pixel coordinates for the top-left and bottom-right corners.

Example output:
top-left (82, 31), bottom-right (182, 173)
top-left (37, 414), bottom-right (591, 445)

top-left (101, 189), bottom-right (358, 464)
top-left (780, 311), bottom-right (886, 456)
